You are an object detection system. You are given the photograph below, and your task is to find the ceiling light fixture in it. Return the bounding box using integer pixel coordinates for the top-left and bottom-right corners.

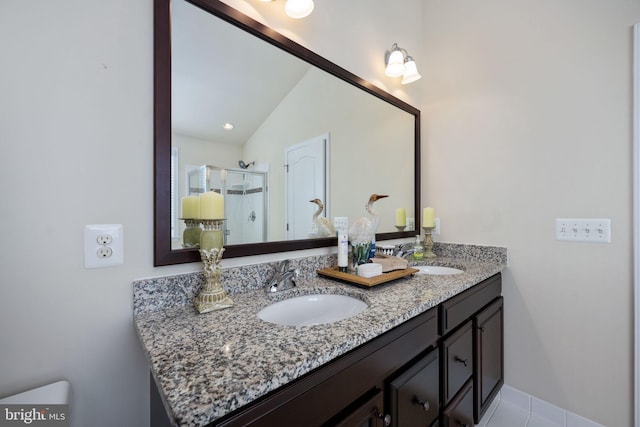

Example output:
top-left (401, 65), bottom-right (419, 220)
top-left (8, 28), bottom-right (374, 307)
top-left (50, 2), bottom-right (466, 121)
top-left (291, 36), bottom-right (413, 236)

top-left (223, 123), bottom-right (234, 131)
top-left (258, 0), bottom-right (314, 19)
top-left (384, 43), bottom-right (422, 84)
top-left (284, 0), bottom-right (314, 18)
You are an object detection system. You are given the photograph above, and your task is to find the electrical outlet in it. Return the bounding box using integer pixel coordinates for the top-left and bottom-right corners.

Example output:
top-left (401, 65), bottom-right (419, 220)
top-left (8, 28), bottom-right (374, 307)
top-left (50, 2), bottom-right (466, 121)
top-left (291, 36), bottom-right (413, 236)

top-left (96, 234), bottom-right (113, 245)
top-left (333, 217), bottom-right (349, 233)
top-left (434, 218), bottom-right (441, 235)
top-left (555, 218), bottom-right (611, 243)
top-left (84, 224), bottom-right (124, 268)
top-left (97, 246), bottom-right (113, 258)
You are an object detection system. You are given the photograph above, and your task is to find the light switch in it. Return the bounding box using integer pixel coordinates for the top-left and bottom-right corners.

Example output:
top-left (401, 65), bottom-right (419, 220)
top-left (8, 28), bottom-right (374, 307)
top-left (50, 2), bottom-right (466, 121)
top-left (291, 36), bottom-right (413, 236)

top-left (555, 218), bottom-right (611, 243)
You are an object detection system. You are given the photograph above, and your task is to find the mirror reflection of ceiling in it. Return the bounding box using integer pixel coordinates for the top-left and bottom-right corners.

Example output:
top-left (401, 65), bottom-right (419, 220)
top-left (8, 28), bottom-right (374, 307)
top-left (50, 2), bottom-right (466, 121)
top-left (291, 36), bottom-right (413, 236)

top-left (172, 0), bottom-right (311, 145)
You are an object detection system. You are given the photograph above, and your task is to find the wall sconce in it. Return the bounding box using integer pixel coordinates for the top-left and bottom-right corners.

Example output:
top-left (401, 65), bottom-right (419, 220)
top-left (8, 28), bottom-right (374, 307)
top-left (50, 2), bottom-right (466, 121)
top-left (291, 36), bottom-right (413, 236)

top-left (384, 43), bottom-right (422, 84)
top-left (259, 0), bottom-right (315, 19)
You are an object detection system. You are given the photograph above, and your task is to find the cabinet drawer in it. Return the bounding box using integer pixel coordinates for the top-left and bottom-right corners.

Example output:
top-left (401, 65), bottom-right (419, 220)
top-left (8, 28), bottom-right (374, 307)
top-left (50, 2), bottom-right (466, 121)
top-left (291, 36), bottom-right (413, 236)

top-left (389, 350), bottom-right (439, 427)
top-left (442, 321), bottom-right (473, 405)
top-left (439, 273), bottom-right (501, 335)
top-left (334, 389), bottom-right (385, 427)
top-left (442, 379), bottom-right (474, 427)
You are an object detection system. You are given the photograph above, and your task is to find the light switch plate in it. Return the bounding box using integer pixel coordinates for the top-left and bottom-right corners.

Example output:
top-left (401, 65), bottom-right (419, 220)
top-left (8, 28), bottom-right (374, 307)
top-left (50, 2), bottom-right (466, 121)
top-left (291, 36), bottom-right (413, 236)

top-left (555, 218), bottom-right (611, 243)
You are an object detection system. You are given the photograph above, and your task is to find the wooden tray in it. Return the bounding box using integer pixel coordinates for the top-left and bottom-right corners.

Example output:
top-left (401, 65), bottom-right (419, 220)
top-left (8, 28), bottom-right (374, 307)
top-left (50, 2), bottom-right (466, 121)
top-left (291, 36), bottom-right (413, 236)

top-left (316, 266), bottom-right (419, 287)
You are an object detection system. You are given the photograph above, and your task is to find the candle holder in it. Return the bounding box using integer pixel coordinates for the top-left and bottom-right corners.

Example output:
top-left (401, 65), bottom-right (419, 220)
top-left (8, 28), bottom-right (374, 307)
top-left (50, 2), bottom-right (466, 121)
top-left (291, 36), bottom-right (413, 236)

top-left (395, 225), bottom-right (407, 232)
top-left (194, 219), bottom-right (233, 314)
top-left (181, 218), bottom-right (201, 248)
top-left (422, 226), bottom-right (437, 258)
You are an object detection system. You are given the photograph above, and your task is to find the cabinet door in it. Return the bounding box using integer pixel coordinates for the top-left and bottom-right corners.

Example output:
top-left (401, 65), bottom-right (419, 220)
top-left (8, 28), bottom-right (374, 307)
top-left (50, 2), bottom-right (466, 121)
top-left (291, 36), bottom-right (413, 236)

top-left (389, 350), bottom-right (439, 427)
top-left (442, 321), bottom-right (473, 405)
top-left (442, 379), bottom-right (474, 427)
top-left (334, 389), bottom-right (386, 427)
top-left (474, 297), bottom-right (504, 423)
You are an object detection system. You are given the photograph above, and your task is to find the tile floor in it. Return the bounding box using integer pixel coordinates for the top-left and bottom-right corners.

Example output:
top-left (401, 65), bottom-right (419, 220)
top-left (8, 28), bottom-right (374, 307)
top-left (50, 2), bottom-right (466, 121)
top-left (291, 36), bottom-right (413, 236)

top-left (476, 386), bottom-right (605, 427)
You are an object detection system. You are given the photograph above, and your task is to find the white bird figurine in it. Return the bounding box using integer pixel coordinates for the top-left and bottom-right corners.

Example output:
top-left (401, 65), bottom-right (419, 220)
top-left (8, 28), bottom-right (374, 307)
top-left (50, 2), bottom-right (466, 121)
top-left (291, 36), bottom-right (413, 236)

top-left (310, 198), bottom-right (336, 237)
top-left (349, 194), bottom-right (389, 243)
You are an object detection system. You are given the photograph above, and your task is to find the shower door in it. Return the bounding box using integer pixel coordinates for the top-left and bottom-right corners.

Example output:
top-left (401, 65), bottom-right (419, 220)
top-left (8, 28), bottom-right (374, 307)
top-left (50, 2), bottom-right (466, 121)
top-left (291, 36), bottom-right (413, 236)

top-left (188, 165), bottom-right (268, 245)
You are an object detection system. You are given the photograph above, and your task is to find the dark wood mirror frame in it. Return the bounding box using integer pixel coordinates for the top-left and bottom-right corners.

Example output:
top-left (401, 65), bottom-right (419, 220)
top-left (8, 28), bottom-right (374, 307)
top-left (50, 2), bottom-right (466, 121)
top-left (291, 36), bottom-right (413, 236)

top-left (154, 0), bottom-right (421, 266)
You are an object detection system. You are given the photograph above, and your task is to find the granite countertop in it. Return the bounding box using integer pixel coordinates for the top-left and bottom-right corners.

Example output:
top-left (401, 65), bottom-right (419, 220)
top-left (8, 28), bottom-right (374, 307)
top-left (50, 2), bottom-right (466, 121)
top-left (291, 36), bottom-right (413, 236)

top-left (134, 246), bottom-right (506, 427)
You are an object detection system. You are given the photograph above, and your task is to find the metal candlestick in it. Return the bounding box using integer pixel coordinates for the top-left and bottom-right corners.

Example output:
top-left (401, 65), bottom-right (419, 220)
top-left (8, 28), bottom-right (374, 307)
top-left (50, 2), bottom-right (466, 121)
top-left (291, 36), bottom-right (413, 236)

top-left (194, 219), bottom-right (233, 314)
top-left (422, 226), bottom-right (437, 258)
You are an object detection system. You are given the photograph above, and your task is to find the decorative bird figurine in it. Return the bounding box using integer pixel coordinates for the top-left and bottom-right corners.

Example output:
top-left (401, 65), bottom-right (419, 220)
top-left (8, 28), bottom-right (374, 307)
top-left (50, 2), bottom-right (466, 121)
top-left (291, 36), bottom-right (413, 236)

top-left (310, 198), bottom-right (336, 237)
top-left (349, 194), bottom-right (389, 243)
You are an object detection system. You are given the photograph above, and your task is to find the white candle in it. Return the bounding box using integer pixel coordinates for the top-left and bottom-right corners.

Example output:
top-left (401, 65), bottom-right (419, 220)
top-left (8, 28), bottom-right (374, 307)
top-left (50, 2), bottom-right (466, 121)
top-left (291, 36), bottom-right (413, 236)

top-left (395, 208), bottom-right (406, 227)
top-left (181, 196), bottom-right (199, 219)
top-left (422, 207), bottom-right (434, 227)
top-left (199, 191), bottom-right (224, 219)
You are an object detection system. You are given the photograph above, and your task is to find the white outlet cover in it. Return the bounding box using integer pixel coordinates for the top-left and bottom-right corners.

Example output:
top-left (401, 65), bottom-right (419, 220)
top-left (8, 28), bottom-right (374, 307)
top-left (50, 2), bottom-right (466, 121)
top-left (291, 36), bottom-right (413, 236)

top-left (84, 224), bottom-right (124, 268)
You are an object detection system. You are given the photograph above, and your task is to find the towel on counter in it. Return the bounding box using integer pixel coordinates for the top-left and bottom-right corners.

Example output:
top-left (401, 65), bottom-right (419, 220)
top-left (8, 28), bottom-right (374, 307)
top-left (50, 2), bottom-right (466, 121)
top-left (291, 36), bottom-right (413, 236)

top-left (371, 254), bottom-right (409, 272)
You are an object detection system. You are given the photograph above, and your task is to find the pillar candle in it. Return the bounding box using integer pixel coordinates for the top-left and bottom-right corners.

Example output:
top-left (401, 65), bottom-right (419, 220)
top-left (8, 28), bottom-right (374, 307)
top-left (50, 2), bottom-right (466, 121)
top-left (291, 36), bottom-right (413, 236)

top-left (395, 208), bottom-right (406, 227)
top-left (181, 196), bottom-right (199, 219)
top-left (422, 207), bottom-right (435, 227)
top-left (199, 191), bottom-right (224, 219)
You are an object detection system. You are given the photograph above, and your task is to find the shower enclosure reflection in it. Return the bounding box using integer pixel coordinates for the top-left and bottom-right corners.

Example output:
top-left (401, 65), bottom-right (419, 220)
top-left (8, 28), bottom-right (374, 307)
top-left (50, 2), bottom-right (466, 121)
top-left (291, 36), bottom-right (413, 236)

top-left (180, 165), bottom-right (268, 247)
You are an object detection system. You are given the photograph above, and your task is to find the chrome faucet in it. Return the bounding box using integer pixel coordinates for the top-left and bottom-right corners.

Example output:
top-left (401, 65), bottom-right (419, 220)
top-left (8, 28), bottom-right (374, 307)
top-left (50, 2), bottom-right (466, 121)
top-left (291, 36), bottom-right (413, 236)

top-left (265, 260), bottom-right (299, 293)
top-left (393, 243), bottom-right (415, 259)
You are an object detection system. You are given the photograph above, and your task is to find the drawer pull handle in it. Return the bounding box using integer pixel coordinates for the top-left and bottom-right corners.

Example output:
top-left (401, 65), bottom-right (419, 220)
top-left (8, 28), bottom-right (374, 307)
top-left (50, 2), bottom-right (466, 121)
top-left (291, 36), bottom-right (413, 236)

top-left (377, 413), bottom-right (391, 426)
top-left (454, 356), bottom-right (469, 367)
top-left (414, 397), bottom-right (430, 412)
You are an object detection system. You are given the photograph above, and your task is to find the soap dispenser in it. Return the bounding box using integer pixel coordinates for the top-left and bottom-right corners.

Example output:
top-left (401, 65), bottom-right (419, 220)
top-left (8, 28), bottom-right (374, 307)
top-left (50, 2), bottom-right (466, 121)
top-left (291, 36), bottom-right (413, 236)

top-left (412, 235), bottom-right (424, 260)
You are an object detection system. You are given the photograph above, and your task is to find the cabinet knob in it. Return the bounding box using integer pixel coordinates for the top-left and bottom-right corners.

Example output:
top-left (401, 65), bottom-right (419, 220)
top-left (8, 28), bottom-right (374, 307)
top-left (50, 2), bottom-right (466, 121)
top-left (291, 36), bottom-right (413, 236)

top-left (454, 356), bottom-right (469, 367)
top-left (456, 421), bottom-right (469, 427)
top-left (479, 326), bottom-right (486, 332)
top-left (414, 397), bottom-right (430, 412)
top-left (377, 413), bottom-right (391, 426)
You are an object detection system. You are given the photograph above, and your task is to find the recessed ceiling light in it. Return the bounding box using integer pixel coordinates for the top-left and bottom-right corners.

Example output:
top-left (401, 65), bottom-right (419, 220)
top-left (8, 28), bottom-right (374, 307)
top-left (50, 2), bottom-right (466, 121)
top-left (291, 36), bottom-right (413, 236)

top-left (223, 123), bottom-right (235, 131)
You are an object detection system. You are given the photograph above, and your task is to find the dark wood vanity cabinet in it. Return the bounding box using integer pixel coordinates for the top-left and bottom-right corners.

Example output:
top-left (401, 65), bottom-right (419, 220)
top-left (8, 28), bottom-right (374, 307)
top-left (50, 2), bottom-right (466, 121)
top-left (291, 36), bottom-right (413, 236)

top-left (439, 273), bottom-right (503, 425)
top-left (149, 273), bottom-right (503, 427)
top-left (213, 307), bottom-right (439, 427)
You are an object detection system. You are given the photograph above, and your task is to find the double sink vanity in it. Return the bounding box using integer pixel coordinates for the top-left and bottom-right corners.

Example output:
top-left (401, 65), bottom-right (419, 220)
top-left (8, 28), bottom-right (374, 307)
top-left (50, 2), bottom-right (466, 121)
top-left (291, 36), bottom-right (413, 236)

top-left (134, 243), bottom-right (507, 427)
top-left (147, 1), bottom-right (509, 425)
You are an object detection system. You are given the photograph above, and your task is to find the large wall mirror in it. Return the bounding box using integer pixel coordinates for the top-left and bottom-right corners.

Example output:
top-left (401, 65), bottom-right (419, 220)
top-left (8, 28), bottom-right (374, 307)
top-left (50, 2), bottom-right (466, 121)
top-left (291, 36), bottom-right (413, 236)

top-left (154, 0), bottom-right (421, 266)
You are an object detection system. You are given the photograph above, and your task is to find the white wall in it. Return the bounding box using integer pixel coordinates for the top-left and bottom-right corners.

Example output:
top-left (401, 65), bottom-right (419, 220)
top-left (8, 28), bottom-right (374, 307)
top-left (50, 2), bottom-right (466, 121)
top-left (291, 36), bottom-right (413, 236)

top-left (245, 67), bottom-right (415, 240)
top-left (0, 1), bottom-right (421, 426)
top-left (421, 0), bottom-right (640, 425)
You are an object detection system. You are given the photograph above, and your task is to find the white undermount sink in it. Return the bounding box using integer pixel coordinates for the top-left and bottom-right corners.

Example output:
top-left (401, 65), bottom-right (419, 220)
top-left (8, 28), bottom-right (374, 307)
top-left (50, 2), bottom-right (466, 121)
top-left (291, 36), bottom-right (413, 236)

top-left (415, 265), bottom-right (464, 275)
top-left (257, 294), bottom-right (367, 326)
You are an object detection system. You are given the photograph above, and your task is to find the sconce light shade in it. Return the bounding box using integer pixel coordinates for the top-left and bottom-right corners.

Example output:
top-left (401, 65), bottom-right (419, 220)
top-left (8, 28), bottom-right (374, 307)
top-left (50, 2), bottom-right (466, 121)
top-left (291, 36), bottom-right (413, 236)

top-left (385, 48), bottom-right (405, 78)
top-left (401, 56), bottom-right (421, 84)
top-left (285, 0), bottom-right (314, 18)
top-left (384, 43), bottom-right (421, 84)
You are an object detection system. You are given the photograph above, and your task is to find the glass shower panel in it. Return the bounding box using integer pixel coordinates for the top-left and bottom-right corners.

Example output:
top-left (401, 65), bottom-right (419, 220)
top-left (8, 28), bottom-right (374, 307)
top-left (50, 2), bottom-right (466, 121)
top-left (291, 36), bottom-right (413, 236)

top-left (188, 165), bottom-right (268, 246)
